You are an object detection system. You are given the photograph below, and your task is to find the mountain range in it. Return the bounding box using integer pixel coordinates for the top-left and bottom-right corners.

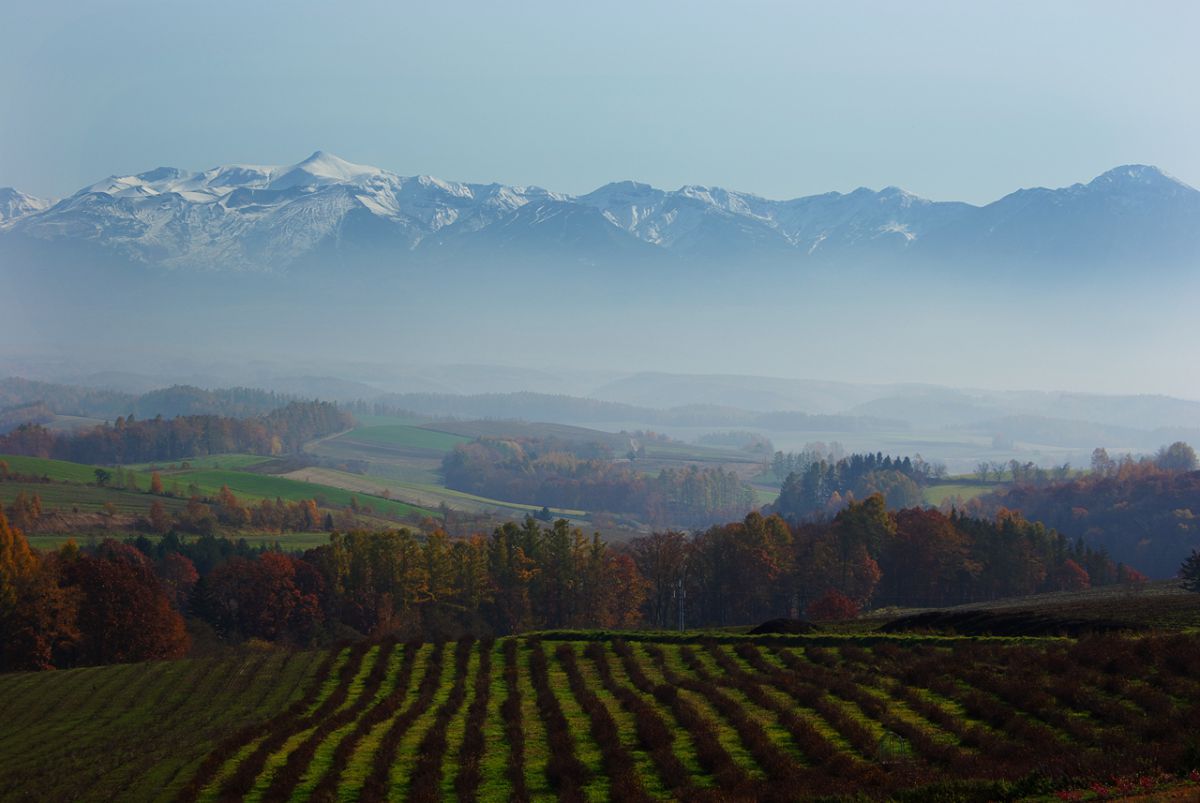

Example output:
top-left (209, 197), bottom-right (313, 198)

top-left (3, 152), bottom-right (1198, 273)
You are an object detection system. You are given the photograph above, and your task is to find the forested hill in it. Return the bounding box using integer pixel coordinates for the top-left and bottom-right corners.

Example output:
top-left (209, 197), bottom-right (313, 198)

top-left (0, 377), bottom-right (298, 424)
top-left (0, 401), bottom-right (352, 463)
top-left (965, 457), bottom-right (1200, 579)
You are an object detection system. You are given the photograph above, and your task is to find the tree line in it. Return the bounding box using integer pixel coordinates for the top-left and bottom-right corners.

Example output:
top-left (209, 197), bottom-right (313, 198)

top-left (965, 442), bottom-right (1199, 578)
top-left (1, 490), bottom-right (1150, 671)
top-left (0, 377), bottom-right (302, 421)
top-left (442, 437), bottom-right (755, 527)
top-left (630, 496), bottom-right (1139, 629)
top-left (0, 401), bottom-right (352, 464)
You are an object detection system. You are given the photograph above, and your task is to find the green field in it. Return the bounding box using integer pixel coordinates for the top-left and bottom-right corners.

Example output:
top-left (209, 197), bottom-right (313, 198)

top-left (923, 481), bottom-right (998, 506)
top-left (0, 480), bottom-right (188, 516)
top-left (0, 453), bottom-right (154, 485)
top-left (129, 453), bottom-right (275, 472)
top-left (0, 648), bottom-right (324, 802)
top-left (3, 631), bottom-right (1198, 801)
top-left (1, 451), bottom-right (437, 523)
top-left (162, 469), bottom-right (434, 520)
top-left (341, 425), bottom-right (471, 453)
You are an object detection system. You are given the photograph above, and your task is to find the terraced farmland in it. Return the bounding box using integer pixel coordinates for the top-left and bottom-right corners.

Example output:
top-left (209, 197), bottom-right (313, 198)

top-left (3, 633), bottom-right (1199, 801)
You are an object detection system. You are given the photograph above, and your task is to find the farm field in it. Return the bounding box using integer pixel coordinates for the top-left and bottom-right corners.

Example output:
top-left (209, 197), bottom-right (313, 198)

top-left (923, 481), bottom-right (998, 507)
top-left (0, 648), bottom-right (324, 802)
top-left (0, 453), bottom-right (438, 523)
top-left (0, 453), bottom-right (155, 485)
top-left (3, 633), bottom-right (1199, 801)
top-left (282, 466), bottom-right (589, 521)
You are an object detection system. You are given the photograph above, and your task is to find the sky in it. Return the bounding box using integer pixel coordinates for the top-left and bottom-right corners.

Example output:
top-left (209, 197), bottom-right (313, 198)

top-left (2, 0), bottom-right (1198, 204)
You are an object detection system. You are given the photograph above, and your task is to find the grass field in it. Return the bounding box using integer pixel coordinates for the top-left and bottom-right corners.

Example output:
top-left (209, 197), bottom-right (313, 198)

top-left (1, 451), bottom-right (438, 524)
top-left (283, 467), bottom-right (589, 520)
top-left (129, 453), bottom-right (275, 472)
top-left (163, 468), bottom-right (433, 519)
top-left (0, 647), bottom-right (325, 802)
top-left (3, 631), bottom-right (1199, 802)
top-left (342, 425), bottom-right (471, 453)
top-left (923, 481), bottom-right (998, 506)
top-left (0, 453), bottom-right (154, 485)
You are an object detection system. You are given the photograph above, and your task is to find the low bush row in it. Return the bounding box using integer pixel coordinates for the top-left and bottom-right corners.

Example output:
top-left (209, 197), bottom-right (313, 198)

top-left (359, 642), bottom-right (447, 803)
top-left (527, 639), bottom-right (589, 802)
top-left (408, 639), bottom-right (475, 802)
top-left (453, 639), bottom-right (494, 802)
top-left (308, 642), bottom-right (421, 802)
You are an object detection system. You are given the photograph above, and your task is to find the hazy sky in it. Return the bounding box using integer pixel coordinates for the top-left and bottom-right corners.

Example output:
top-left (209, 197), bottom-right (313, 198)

top-left (2, 0), bottom-right (1197, 203)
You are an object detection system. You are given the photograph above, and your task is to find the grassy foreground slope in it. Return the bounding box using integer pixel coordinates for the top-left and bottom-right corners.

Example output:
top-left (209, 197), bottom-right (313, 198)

top-left (0, 649), bottom-right (324, 802)
top-left (3, 632), bottom-right (1200, 802)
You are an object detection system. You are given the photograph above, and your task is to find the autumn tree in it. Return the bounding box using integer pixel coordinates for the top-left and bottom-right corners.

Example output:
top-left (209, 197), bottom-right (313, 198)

top-left (150, 471), bottom-right (164, 495)
top-left (806, 589), bottom-right (859, 621)
top-left (64, 541), bottom-right (189, 665)
top-left (629, 530), bottom-right (689, 628)
top-left (147, 500), bottom-right (171, 534)
top-left (1156, 441), bottom-right (1198, 472)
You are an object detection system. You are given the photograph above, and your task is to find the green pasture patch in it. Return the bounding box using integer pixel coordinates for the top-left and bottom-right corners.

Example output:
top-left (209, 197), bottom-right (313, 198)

top-left (0, 453), bottom-right (151, 484)
top-left (341, 425), bottom-right (470, 453)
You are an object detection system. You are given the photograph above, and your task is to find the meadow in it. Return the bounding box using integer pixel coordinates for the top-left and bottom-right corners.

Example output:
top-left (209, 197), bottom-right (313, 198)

top-left (2, 631), bottom-right (1198, 802)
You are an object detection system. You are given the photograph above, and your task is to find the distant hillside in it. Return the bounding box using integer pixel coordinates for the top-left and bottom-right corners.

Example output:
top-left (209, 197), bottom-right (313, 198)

top-left (0, 377), bottom-right (300, 426)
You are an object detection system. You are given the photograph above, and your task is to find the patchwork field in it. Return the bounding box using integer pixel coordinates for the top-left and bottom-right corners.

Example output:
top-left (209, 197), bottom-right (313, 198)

top-left (3, 633), bottom-right (1198, 802)
top-left (0, 453), bottom-right (438, 528)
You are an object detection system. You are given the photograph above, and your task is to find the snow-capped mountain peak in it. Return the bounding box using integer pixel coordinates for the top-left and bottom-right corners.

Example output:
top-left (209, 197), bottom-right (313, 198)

top-left (0, 187), bottom-right (53, 223)
top-left (267, 150), bottom-right (384, 191)
top-left (2, 155), bottom-right (1196, 272)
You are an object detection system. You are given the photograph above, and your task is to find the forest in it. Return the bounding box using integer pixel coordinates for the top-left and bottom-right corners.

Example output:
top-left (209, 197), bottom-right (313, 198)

top-left (0, 401), bottom-right (353, 464)
top-left (0, 490), bottom-right (1142, 672)
top-left (965, 444), bottom-right (1200, 578)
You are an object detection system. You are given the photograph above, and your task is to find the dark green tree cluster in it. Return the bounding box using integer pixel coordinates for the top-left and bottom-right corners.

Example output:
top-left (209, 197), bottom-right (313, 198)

top-left (775, 452), bottom-right (928, 520)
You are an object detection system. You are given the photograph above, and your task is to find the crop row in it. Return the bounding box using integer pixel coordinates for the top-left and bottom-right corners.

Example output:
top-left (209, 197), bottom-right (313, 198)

top-left (169, 634), bottom-right (1200, 801)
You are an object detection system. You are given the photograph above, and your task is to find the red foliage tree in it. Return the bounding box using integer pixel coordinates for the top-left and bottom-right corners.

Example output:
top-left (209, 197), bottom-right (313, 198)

top-left (806, 589), bottom-right (860, 621)
top-left (65, 541), bottom-right (189, 665)
top-left (201, 552), bottom-right (325, 643)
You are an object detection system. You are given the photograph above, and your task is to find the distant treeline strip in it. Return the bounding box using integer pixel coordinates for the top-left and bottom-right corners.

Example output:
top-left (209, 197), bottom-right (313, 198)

top-left (352, 392), bottom-right (905, 431)
top-left (0, 377), bottom-right (302, 422)
top-left (0, 401), bottom-right (352, 463)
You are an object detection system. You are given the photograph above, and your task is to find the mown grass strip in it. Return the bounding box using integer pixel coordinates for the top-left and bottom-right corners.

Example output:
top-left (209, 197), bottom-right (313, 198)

top-left (407, 638), bottom-right (475, 802)
top-left (500, 638), bottom-right (530, 803)
top-left (175, 646), bottom-right (347, 803)
top-left (698, 643), bottom-right (876, 794)
top-left (303, 641), bottom-right (416, 801)
top-left (583, 642), bottom-right (702, 799)
top-left (260, 641), bottom-right (397, 802)
top-left (358, 642), bottom-right (447, 803)
top-left (527, 639), bottom-right (589, 802)
top-left (219, 642), bottom-right (371, 801)
top-left (556, 642), bottom-right (652, 803)
top-left (615, 639), bottom-right (753, 795)
top-left (453, 639), bottom-right (494, 801)
top-left (150, 651), bottom-right (320, 803)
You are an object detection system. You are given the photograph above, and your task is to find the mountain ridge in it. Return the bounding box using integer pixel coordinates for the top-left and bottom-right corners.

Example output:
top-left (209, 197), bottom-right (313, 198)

top-left (2, 152), bottom-right (1197, 272)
